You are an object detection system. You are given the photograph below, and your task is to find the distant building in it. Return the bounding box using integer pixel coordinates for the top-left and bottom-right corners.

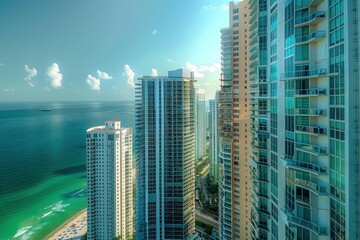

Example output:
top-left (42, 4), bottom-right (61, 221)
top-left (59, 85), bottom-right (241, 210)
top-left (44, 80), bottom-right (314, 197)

top-left (195, 88), bottom-right (207, 165)
top-left (135, 69), bottom-right (197, 240)
top-left (209, 91), bottom-right (219, 182)
top-left (86, 120), bottom-right (133, 240)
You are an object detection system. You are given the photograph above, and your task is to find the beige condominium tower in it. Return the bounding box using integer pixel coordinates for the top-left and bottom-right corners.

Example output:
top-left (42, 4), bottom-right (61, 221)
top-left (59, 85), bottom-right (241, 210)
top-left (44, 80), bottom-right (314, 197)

top-left (219, 1), bottom-right (251, 239)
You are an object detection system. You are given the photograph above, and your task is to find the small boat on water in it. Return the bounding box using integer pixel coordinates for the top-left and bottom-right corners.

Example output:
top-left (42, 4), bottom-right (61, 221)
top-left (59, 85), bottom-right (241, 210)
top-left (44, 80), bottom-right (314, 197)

top-left (40, 108), bottom-right (52, 112)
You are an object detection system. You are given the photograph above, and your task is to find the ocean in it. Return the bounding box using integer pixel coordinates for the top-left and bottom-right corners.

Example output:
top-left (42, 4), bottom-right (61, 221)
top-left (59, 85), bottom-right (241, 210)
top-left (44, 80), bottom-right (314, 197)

top-left (0, 101), bottom-right (135, 240)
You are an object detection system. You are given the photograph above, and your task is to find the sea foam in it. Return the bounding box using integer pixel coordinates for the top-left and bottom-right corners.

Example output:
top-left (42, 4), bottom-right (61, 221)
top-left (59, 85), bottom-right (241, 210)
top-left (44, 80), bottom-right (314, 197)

top-left (12, 226), bottom-right (32, 238)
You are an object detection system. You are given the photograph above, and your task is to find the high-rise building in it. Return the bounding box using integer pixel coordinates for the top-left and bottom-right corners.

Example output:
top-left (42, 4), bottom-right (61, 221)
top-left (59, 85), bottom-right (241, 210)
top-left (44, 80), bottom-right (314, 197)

top-left (248, 0), bottom-right (360, 239)
top-left (195, 88), bottom-right (207, 165)
top-left (219, 1), bottom-right (251, 239)
top-left (86, 120), bottom-right (133, 240)
top-left (209, 91), bottom-right (219, 182)
top-left (135, 69), bottom-right (197, 240)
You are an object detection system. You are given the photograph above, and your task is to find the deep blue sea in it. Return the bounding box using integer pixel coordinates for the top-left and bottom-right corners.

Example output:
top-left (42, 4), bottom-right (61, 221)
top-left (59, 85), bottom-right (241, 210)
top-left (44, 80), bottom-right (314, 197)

top-left (0, 101), bottom-right (135, 239)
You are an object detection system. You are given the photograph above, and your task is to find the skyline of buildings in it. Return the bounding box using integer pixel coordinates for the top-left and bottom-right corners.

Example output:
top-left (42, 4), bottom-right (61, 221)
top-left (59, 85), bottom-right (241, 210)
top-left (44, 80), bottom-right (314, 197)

top-left (86, 120), bottom-right (134, 240)
top-left (135, 69), bottom-right (198, 239)
top-left (84, 1), bottom-right (360, 239)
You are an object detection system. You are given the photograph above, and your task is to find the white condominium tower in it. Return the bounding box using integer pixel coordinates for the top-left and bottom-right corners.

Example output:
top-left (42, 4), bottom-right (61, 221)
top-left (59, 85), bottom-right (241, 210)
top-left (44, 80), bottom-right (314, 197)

top-left (135, 69), bottom-right (197, 240)
top-left (248, 0), bottom-right (360, 239)
top-left (195, 88), bottom-right (207, 164)
top-left (86, 120), bottom-right (133, 240)
top-left (209, 91), bottom-right (219, 182)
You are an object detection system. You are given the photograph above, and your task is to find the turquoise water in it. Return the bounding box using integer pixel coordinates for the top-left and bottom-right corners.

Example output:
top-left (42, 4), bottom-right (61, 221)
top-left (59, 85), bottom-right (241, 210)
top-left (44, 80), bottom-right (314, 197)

top-left (0, 101), bottom-right (135, 240)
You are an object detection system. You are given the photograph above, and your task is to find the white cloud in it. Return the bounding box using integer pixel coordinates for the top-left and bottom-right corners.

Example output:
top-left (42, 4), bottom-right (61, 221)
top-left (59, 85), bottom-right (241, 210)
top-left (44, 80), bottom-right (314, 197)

top-left (3, 87), bottom-right (15, 92)
top-left (24, 64), bottom-right (37, 87)
top-left (86, 74), bottom-right (101, 90)
top-left (220, 4), bottom-right (229, 11)
top-left (151, 68), bottom-right (158, 77)
top-left (167, 58), bottom-right (174, 63)
top-left (185, 62), bottom-right (221, 79)
top-left (47, 63), bottom-right (63, 89)
top-left (123, 64), bottom-right (135, 88)
top-left (202, 4), bottom-right (228, 11)
top-left (152, 30), bottom-right (158, 35)
top-left (96, 70), bottom-right (113, 80)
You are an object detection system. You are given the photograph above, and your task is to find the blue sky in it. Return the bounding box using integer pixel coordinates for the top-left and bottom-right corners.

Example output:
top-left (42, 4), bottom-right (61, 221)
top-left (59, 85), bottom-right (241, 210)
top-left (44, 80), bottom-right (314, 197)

top-left (0, 0), bottom-right (229, 101)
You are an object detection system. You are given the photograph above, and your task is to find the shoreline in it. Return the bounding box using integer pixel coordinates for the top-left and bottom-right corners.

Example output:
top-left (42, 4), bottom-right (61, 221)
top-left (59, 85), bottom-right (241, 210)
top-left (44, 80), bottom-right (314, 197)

top-left (44, 209), bottom-right (87, 240)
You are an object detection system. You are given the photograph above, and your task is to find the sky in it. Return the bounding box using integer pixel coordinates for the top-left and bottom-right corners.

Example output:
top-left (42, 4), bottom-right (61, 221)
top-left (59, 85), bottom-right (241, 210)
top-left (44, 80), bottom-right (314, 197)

top-left (0, 0), bottom-right (230, 101)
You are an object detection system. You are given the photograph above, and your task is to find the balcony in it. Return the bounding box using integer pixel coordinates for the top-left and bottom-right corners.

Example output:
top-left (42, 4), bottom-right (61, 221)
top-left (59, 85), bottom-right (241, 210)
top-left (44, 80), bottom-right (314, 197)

top-left (250, 92), bottom-right (269, 99)
top-left (284, 156), bottom-right (327, 175)
top-left (295, 178), bottom-right (327, 195)
top-left (295, 125), bottom-right (326, 135)
top-left (282, 208), bottom-right (327, 235)
top-left (295, 108), bottom-right (326, 116)
top-left (249, 43), bottom-right (258, 53)
top-left (251, 139), bottom-right (267, 149)
top-left (249, 49), bottom-right (259, 61)
top-left (295, 88), bottom-right (326, 97)
top-left (296, 142), bottom-right (327, 156)
top-left (249, 81), bottom-right (259, 88)
top-left (295, 11), bottom-right (325, 27)
top-left (295, 31), bottom-right (325, 44)
top-left (295, 0), bottom-right (324, 10)
top-left (280, 68), bottom-right (327, 80)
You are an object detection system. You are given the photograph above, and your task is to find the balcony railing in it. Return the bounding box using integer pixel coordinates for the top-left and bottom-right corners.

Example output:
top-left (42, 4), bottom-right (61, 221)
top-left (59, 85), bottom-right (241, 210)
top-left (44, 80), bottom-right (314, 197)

top-left (285, 158), bottom-right (327, 175)
top-left (280, 68), bottom-right (327, 80)
top-left (295, 31), bottom-right (325, 44)
top-left (296, 142), bottom-right (327, 155)
top-left (295, 11), bottom-right (325, 26)
top-left (295, 108), bottom-right (326, 116)
top-left (295, 125), bottom-right (326, 135)
top-left (295, 178), bottom-right (327, 195)
top-left (295, 0), bottom-right (324, 9)
top-left (282, 208), bottom-right (327, 235)
top-left (295, 88), bottom-right (326, 96)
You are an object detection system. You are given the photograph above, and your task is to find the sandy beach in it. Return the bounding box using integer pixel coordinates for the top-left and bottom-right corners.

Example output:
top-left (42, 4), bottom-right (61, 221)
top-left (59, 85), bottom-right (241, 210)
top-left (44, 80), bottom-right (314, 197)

top-left (45, 209), bottom-right (87, 240)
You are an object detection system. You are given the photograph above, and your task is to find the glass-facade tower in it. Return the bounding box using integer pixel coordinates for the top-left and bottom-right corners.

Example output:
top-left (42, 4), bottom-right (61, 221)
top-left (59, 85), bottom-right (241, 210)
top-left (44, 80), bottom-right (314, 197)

top-left (135, 69), bottom-right (197, 240)
top-left (249, 0), bottom-right (360, 239)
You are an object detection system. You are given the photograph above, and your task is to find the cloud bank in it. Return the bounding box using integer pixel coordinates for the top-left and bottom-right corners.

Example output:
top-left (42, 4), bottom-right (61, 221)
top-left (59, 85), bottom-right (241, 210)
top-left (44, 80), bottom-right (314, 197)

top-left (47, 63), bottom-right (63, 89)
top-left (24, 64), bottom-right (37, 87)
top-left (151, 68), bottom-right (158, 77)
top-left (96, 70), bottom-right (113, 80)
top-left (202, 4), bottom-right (229, 11)
top-left (123, 64), bottom-right (135, 88)
top-left (86, 74), bottom-right (101, 90)
top-left (185, 62), bottom-right (221, 78)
